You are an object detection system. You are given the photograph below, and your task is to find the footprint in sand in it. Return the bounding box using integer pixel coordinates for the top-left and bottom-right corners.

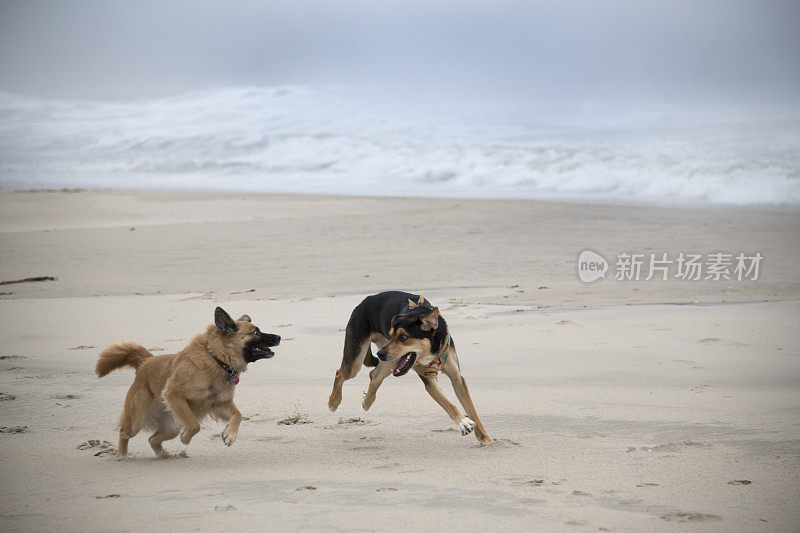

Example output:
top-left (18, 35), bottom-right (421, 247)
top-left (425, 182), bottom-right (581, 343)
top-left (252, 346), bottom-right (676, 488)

top-left (0, 426), bottom-right (29, 434)
top-left (0, 355), bottom-right (25, 360)
top-left (351, 444), bottom-right (384, 451)
top-left (327, 417), bottom-right (374, 428)
top-left (77, 439), bottom-right (116, 456)
top-left (52, 394), bottom-right (82, 400)
top-left (660, 512), bottom-right (721, 522)
top-left (214, 504), bottom-right (237, 511)
top-left (0, 393), bottom-right (15, 401)
top-left (277, 413), bottom-right (313, 425)
top-left (68, 345), bottom-right (96, 350)
top-left (487, 438), bottom-right (521, 447)
top-left (518, 498), bottom-right (547, 505)
top-left (94, 494), bottom-right (121, 499)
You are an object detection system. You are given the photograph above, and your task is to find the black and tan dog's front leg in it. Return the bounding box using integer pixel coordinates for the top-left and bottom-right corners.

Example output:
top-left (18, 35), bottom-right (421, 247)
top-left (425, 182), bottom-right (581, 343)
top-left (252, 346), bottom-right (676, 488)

top-left (212, 400), bottom-right (242, 447)
top-left (417, 371), bottom-right (477, 437)
top-left (442, 351), bottom-right (493, 445)
top-left (362, 362), bottom-right (392, 411)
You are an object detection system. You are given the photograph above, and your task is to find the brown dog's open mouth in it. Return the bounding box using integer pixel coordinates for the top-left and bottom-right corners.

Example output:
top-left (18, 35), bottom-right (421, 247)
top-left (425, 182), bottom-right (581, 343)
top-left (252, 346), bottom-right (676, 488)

top-left (392, 352), bottom-right (416, 377)
top-left (250, 346), bottom-right (274, 359)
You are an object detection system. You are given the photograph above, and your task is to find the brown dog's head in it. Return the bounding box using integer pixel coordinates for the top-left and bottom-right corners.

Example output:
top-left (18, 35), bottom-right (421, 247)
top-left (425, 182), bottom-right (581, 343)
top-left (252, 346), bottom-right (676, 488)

top-left (376, 296), bottom-right (448, 377)
top-left (211, 307), bottom-right (281, 365)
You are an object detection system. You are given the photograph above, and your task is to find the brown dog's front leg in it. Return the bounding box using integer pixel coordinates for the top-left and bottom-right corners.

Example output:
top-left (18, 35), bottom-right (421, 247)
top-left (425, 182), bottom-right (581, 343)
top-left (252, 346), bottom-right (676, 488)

top-left (213, 401), bottom-right (242, 447)
top-left (163, 389), bottom-right (201, 445)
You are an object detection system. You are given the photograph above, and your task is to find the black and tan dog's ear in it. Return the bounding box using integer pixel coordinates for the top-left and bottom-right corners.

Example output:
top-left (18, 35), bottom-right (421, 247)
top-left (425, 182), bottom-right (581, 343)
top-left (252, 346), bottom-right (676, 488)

top-left (408, 299), bottom-right (417, 309)
top-left (215, 307), bottom-right (238, 332)
top-left (237, 314), bottom-right (251, 322)
top-left (420, 307), bottom-right (439, 331)
top-left (417, 294), bottom-right (425, 306)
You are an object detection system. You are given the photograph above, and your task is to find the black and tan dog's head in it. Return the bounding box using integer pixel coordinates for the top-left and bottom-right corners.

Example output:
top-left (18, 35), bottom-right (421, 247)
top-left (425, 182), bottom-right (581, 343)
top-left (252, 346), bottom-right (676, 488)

top-left (209, 306), bottom-right (281, 365)
top-left (377, 296), bottom-right (449, 377)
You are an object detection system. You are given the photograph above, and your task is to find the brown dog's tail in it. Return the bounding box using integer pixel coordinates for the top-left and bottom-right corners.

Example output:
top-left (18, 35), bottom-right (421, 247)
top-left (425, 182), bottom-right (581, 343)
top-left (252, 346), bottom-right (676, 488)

top-left (95, 343), bottom-right (153, 377)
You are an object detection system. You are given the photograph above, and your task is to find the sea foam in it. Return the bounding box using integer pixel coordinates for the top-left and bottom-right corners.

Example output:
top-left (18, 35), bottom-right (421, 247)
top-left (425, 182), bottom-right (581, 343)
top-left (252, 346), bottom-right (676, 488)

top-left (1, 86), bottom-right (798, 206)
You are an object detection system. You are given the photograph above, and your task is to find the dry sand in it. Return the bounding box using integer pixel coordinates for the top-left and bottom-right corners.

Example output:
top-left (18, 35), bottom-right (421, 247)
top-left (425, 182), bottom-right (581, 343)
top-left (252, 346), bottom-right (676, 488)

top-left (0, 189), bottom-right (798, 532)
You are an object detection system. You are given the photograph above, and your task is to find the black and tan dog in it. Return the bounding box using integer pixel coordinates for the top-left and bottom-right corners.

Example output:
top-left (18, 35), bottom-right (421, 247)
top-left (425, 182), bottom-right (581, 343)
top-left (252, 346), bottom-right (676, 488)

top-left (96, 307), bottom-right (280, 459)
top-left (328, 291), bottom-right (492, 444)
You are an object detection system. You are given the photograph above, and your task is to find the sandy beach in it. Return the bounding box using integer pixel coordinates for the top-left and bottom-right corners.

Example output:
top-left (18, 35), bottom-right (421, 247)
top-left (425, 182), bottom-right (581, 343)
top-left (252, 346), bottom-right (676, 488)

top-left (0, 189), bottom-right (798, 532)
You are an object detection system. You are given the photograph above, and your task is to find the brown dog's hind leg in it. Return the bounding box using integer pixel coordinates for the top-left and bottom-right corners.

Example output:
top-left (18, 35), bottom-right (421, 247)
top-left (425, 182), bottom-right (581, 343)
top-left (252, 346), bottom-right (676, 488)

top-left (116, 388), bottom-right (151, 460)
top-left (328, 333), bottom-right (370, 412)
top-left (442, 350), bottom-right (493, 445)
top-left (362, 362), bottom-right (392, 411)
top-left (148, 414), bottom-right (180, 458)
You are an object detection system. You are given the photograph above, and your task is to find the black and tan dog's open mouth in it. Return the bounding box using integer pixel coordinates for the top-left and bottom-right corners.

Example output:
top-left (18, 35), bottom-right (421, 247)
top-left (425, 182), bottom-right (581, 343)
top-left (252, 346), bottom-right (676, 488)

top-left (392, 352), bottom-right (416, 377)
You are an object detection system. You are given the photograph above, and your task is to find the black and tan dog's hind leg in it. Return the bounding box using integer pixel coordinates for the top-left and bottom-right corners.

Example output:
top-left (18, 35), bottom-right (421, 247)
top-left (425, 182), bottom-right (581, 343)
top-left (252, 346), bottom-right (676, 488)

top-left (441, 347), bottom-right (493, 445)
top-left (329, 330), bottom-right (380, 411)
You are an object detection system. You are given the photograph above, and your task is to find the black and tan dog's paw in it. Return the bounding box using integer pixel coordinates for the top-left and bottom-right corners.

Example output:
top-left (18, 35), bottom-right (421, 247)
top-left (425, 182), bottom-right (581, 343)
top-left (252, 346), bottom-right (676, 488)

top-left (457, 417), bottom-right (476, 436)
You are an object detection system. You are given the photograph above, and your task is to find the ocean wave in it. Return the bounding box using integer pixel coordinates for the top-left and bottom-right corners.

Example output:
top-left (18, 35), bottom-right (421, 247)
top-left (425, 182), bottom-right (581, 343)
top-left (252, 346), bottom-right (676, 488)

top-left (1, 87), bottom-right (798, 205)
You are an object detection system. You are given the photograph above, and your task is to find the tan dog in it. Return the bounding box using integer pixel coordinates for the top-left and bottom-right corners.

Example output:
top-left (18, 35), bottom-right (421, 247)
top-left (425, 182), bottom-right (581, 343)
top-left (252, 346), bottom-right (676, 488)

top-left (96, 307), bottom-right (280, 459)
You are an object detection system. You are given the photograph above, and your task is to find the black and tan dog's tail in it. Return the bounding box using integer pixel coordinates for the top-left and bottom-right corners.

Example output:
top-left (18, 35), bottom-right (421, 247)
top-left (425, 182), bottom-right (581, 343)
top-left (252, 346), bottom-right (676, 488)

top-left (96, 343), bottom-right (153, 377)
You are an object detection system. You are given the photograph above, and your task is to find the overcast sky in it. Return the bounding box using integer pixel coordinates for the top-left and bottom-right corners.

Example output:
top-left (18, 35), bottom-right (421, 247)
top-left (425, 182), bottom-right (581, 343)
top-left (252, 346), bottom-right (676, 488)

top-left (0, 0), bottom-right (798, 102)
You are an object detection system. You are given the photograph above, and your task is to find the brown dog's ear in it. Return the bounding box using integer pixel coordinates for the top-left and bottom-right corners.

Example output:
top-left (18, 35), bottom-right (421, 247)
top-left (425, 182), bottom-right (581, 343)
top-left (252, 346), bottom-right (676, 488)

top-left (215, 307), bottom-right (237, 333)
top-left (420, 307), bottom-right (439, 331)
top-left (237, 314), bottom-right (251, 322)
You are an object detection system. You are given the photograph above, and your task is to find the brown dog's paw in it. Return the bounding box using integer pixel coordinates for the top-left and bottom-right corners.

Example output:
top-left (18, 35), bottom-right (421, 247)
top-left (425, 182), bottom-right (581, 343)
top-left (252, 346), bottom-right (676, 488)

top-left (114, 452), bottom-right (127, 461)
top-left (180, 425), bottom-right (199, 445)
top-left (478, 436), bottom-right (494, 446)
top-left (221, 426), bottom-right (238, 447)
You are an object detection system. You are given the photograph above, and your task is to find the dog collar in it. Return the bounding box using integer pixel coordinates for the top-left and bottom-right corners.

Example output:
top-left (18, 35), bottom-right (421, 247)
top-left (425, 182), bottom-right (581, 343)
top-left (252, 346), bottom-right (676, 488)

top-left (426, 330), bottom-right (450, 368)
top-left (206, 342), bottom-right (240, 385)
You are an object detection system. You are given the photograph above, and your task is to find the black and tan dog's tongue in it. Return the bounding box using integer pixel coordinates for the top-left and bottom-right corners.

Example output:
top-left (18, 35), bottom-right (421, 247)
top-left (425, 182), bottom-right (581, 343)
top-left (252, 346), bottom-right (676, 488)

top-left (392, 353), bottom-right (416, 376)
top-left (393, 355), bottom-right (407, 376)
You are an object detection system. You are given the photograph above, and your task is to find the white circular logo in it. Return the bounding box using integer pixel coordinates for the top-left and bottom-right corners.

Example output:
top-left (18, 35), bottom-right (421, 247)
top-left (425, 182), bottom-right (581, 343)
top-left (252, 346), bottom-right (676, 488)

top-left (577, 250), bottom-right (608, 283)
